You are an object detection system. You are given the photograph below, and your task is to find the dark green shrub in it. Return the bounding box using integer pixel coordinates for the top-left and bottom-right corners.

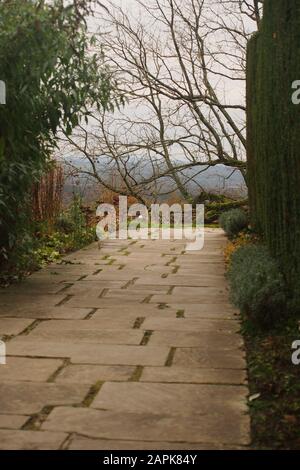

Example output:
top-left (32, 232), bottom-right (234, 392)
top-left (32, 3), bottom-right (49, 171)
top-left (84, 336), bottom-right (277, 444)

top-left (219, 209), bottom-right (248, 238)
top-left (54, 214), bottom-right (75, 234)
top-left (227, 244), bottom-right (287, 329)
top-left (0, 0), bottom-right (115, 265)
top-left (247, 0), bottom-right (300, 302)
top-left (55, 195), bottom-right (95, 242)
top-left (204, 198), bottom-right (248, 224)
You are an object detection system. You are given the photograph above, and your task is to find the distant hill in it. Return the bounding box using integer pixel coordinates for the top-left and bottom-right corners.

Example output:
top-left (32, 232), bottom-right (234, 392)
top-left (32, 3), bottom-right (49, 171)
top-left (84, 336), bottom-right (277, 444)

top-left (61, 156), bottom-right (247, 203)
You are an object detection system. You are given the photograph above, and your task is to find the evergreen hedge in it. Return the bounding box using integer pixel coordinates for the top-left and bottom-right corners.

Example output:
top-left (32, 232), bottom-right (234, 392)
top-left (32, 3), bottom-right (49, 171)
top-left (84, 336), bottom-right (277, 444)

top-left (247, 1), bottom-right (300, 306)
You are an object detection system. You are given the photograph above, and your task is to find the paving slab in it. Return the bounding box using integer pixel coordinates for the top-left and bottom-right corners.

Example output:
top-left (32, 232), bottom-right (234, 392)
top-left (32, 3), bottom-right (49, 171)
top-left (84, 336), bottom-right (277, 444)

top-left (27, 328), bottom-right (144, 345)
top-left (66, 280), bottom-right (127, 295)
top-left (23, 317), bottom-right (138, 331)
top-left (0, 294), bottom-right (65, 307)
top-left (90, 305), bottom-right (178, 320)
top-left (0, 357), bottom-right (63, 382)
top-left (91, 382), bottom-right (248, 417)
top-left (172, 286), bottom-right (228, 296)
top-left (65, 296), bottom-right (150, 308)
top-left (55, 364), bottom-right (135, 384)
top-left (142, 317), bottom-right (239, 332)
top-left (140, 366), bottom-right (247, 385)
top-left (0, 382), bottom-right (90, 414)
top-left (107, 287), bottom-right (170, 296)
top-left (173, 347), bottom-right (246, 369)
top-left (143, 265), bottom-right (175, 273)
top-left (42, 406), bottom-right (250, 446)
top-left (1, 282), bottom-right (66, 296)
top-left (174, 303), bottom-right (237, 319)
top-left (7, 339), bottom-right (170, 366)
top-left (28, 272), bottom-right (83, 282)
top-left (101, 292), bottom-right (149, 302)
top-left (176, 266), bottom-right (225, 275)
top-left (0, 430), bottom-right (68, 450)
top-left (126, 283), bottom-right (170, 291)
top-left (68, 436), bottom-right (237, 450)
top-left (25, 318), bottom-right (139, 332)
top-left (0, 306), bottom-right (92, 320)
top-left (0, 414), bottom-right (28, 430)
top-left (135, 275), bottom-right (226, 287)
top-left (148, 330), bottom-right (243, 349)
top-left (0, 318), bottom-right (34, 336)
top-left (150, 293), bottom-right (229, 304)
top-left (83, 271), bottom-right (144, 282)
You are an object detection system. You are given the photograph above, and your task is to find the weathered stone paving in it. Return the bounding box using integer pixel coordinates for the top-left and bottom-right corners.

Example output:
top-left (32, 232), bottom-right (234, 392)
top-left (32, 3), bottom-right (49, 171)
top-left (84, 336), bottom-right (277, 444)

top-left (0, 229), bottom-right (250, 449)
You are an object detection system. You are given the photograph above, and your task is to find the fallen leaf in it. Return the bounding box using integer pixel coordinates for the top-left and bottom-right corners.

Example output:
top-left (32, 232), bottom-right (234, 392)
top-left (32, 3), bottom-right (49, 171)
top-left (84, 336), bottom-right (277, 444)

top-left (249, 393), bottom-right (261, 402)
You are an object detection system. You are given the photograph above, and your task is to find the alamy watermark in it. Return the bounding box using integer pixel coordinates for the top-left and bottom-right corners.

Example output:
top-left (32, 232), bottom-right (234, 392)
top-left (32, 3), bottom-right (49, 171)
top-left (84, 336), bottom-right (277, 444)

top-left (291, 80), bottom-right (300, 104)
top-left (0, 340), bottom-right (6, 365)
top-left (0, 80), bottom-right (6, 105)
top-left (96, 196), bottom-right (205, 251)
top-left (291, 340), bottom-right (300, 366)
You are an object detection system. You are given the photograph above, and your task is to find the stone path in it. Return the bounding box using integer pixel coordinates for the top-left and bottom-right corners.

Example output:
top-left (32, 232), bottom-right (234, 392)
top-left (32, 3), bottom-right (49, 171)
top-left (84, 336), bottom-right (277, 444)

top-left (0, 229), bottom-right (250, 450)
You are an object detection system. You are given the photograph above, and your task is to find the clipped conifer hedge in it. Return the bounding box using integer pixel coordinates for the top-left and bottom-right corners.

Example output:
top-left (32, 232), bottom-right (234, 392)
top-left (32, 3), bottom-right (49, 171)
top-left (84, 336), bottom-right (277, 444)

top-left (247, 1), bottom-right (300, 306)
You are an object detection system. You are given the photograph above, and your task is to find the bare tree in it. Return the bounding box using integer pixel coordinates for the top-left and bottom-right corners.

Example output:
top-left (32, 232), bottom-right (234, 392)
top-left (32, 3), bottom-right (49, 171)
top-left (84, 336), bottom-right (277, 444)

top-left (62, 0), bottom-right (262, 203)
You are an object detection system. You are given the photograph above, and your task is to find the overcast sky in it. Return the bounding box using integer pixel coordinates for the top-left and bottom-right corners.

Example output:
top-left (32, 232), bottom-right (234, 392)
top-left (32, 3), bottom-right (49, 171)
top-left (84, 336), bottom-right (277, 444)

top-left (80, 0), bottom-right (258, 167)
top-left (90, 0), bottom-right (257, 108)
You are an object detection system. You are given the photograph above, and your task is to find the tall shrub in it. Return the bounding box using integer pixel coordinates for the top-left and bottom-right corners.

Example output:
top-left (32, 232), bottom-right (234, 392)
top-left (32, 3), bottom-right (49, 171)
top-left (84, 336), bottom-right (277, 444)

top-left (247, 1), bottom-right (300, 305)
top-left (0, 0), bottom-right (116, 263)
